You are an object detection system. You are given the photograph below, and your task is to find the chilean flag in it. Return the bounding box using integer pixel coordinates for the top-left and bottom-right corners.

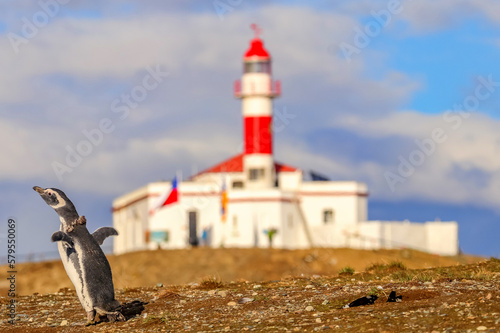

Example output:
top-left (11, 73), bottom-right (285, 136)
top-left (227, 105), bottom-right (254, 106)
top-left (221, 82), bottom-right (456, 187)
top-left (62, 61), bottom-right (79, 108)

top-left (150, 177), bottom-right (178, 215)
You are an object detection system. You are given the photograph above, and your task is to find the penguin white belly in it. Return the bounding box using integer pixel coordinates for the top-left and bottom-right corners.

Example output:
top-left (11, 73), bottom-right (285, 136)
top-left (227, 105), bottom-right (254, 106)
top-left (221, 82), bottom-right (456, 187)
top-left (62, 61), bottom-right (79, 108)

top-left (57, 242), bottom-right (93, 312)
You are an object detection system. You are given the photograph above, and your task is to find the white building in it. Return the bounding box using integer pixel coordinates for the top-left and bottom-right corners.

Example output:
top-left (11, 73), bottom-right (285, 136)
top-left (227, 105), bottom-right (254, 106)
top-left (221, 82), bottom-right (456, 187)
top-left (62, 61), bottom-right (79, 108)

top-left (112, 27), bottom-right (459, 256)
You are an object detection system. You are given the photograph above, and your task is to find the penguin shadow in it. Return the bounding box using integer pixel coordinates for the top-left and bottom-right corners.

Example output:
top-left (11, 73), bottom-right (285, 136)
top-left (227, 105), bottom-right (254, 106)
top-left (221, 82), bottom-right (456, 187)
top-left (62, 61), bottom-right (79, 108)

top-left (119, 300), bottom-right (148, 320)
top-left (89, 300), bottom-right (148, 325)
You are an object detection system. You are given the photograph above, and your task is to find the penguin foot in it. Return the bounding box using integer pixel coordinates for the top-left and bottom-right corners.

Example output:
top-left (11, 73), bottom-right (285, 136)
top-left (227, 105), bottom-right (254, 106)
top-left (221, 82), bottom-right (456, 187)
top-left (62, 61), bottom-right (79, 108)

top-left (86, 310), bottom-right (96, 323)
top-left (94, 307), bottom-right (127, 323)
top-left (85, 320), bottom-right (97, 327)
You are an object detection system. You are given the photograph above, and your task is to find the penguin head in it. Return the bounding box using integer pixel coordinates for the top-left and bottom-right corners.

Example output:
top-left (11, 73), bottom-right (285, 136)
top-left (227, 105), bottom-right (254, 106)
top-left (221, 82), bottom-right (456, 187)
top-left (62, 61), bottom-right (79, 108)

top-left (33, 186), bottom-right (75, 211)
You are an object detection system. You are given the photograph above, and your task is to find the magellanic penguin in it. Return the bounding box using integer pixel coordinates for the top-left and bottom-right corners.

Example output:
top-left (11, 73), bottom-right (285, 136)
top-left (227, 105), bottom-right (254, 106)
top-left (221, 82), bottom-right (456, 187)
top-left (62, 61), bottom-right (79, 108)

top-left (33, 186), bottom-right (125, 324)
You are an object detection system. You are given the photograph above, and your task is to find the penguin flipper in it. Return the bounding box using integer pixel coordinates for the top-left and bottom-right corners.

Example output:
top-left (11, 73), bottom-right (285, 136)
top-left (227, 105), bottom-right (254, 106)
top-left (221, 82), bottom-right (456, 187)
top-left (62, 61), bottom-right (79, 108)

top-left (51, 231), bottom-right (74, 247)
top-left (92, 227), bottom-right (118, 245)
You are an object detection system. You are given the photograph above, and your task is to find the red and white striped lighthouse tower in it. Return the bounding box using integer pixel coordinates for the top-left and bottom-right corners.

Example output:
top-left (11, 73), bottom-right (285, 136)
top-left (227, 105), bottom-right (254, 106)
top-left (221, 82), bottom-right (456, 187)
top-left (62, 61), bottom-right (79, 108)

top-left (235, 24), bottom-right (281, 189)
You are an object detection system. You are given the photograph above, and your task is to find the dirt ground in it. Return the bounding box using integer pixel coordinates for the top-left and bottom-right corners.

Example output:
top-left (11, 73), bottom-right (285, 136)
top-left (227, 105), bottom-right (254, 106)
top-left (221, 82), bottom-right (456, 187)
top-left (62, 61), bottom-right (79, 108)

top-left (0, 247), bottom-right (481, 296)
top-left (1, 248), bottom-right (496, 332)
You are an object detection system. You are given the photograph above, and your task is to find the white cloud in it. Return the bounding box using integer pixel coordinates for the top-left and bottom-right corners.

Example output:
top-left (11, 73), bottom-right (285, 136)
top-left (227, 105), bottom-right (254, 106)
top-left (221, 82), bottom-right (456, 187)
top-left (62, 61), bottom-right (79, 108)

top-left (332, 0), bottom-right (500, 36)
top-left (44, 120), bottom-right (244, 195)
top-left (1, 1), bottom-right (498, 216)
top-left (0, 3), bottom-right (417, 180)
top-left (0, 118), bottom-right (71, 181)
top-left (329, 110), bottom-right (500, 209)
top-left (396, 0), bottom-right (500, 34)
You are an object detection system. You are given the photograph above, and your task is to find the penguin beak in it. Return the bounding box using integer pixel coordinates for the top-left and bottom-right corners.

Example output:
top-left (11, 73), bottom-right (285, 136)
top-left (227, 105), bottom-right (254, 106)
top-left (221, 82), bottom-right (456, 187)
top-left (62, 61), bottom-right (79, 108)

top-left (33, 186), bottom-right (45, 194)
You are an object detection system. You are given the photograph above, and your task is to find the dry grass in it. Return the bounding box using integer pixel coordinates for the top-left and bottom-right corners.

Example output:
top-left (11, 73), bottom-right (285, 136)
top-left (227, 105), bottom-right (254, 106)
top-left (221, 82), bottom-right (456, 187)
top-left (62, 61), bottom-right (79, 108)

top-left (338, 266), bottom-right (355, 275)
top-left (0, 247), bottom-right (483, 295)
top-left (198, 275), bottom-right (224, 290)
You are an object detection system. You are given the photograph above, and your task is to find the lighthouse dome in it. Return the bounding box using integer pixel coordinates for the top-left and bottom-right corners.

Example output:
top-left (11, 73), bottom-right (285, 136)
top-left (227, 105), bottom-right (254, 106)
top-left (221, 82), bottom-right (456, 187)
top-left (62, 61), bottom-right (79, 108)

top-left (244, 38), bottom-right (270, 60)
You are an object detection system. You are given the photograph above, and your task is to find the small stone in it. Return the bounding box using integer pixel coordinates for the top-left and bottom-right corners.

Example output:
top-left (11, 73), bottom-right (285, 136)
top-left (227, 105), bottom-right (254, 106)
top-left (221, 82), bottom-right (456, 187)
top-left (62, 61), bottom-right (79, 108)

top-left (477, 326), bottom-right (487, 331)
top-left (305, 305), bottom-right (314, 311)
top-left (377, 286), bottom-right (383, 290)
top-left (208, 290), bottom-right (217, 295)
top-left (41, 310), bottom-right (49, 315)
top-left (60, 319), bottom-right (68, 326)
top-left (157, 283), bottom-right (163, 288)
top-left (316, 318), bottom-right (322, 323)
top-left (305, 285), bottom-right (314, 289)
top-left (227, 301), bottom-right (237, 306)
top-left (46, 317), bottom-right (53, 322)
top-left (217, 290), bottom-right (228, 297)
top-left (238, 297), bottom-right (254, 304)
top-left (322, 300), bottom-right (329, 305)
top-left (253, 285), bottom-right (262, 290)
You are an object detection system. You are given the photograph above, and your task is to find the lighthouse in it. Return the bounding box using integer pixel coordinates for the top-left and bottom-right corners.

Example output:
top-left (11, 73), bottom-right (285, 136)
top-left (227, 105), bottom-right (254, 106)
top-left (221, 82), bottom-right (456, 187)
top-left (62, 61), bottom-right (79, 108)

top-left (111, 26), bottom-right (459, 257)
top-left (235, 24), bottom-right (281, 189)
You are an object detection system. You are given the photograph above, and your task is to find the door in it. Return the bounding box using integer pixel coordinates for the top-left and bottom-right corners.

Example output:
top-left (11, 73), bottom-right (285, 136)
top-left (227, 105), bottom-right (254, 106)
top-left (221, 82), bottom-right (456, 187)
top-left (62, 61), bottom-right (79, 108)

top-left (188, 210), bottom-right (199, 247)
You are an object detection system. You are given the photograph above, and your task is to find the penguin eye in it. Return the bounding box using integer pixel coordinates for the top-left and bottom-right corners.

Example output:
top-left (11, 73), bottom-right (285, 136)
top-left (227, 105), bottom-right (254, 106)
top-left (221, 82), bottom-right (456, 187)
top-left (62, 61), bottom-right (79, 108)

top-left (48, 192), bottom-right (52, 196)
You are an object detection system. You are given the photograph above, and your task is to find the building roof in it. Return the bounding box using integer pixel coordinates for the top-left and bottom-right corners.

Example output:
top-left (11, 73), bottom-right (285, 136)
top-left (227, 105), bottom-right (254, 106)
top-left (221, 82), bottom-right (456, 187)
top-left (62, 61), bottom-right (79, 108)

top-left (200, 154), bottom-right (244, 174)
top-left (191, 153), bottom-right (298, 179)
top-left (275, 162), bottom-right (297, 172)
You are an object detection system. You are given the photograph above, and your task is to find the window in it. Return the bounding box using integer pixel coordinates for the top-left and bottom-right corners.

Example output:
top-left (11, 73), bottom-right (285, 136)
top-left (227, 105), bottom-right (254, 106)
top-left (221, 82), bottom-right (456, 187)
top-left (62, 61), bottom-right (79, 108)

top-left (232, 216), bottom-right (239, 237)
top-left (150, 230), bottom-right (169, 243)
top-left (249, 168), bottom-right (265, 181)
top-left (323, 209), bottom-right (334, 224)
top-left (244, 61), bottom-right (271, 74)
top-left (232, 181), bottom-right (244, 189)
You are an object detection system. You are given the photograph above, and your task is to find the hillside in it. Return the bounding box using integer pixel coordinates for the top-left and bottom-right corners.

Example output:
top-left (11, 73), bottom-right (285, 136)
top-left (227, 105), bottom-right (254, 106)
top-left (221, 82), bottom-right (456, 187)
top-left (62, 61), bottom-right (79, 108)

top-left (0, 248), bottom-right (481, 295)
top-left (1, 250), bottom-right (499, 332)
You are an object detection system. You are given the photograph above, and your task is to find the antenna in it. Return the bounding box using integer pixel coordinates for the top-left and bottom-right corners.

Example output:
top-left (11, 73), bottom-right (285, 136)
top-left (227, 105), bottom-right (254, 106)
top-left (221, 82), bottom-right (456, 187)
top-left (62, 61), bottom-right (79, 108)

top-left (250, 23), bottom-right (262, 38)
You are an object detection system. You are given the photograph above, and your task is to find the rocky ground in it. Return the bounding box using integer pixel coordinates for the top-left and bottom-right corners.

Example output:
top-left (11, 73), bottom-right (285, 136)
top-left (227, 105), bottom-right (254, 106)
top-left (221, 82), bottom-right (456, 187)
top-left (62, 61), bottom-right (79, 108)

top-left (1, 257), bottom-right (500, 332)
top-left (0, 247), bottom-right (481, 296)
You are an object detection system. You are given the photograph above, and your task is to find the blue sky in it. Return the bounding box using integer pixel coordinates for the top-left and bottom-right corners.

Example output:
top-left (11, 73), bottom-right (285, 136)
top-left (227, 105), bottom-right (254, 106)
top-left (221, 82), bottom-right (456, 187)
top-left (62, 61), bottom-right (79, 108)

top-left (1, 0), bottom-right (500, 259)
